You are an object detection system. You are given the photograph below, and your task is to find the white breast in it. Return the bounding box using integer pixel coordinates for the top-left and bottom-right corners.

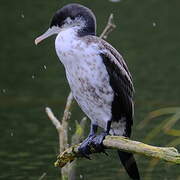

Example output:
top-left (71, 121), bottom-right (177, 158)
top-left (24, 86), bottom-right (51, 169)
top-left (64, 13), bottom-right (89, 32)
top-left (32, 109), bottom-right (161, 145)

top-left (55, 28), bottom-right (114, 129)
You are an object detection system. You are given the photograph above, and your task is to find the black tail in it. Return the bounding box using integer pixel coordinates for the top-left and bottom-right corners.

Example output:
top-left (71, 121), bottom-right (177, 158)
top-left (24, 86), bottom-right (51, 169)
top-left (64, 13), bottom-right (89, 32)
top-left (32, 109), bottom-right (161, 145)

top-left (117, 150), bottom-right (140, 180)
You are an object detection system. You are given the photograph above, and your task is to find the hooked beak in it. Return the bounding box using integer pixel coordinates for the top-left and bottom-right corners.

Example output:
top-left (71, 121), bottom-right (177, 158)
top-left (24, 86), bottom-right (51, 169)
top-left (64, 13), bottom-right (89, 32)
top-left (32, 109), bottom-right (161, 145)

top-left (34, 26), bottom-right (60, 45)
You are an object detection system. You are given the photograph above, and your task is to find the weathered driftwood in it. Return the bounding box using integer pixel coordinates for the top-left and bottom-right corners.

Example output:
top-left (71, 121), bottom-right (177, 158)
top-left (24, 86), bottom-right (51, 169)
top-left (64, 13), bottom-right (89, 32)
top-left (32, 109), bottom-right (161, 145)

top-left (54, 135), bottom-right (180, 168)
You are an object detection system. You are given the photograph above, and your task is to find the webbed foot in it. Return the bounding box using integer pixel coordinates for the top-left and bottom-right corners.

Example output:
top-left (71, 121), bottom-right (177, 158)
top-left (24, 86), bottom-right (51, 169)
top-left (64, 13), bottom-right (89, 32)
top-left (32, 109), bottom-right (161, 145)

top-left (78, 135), bottom-right (95, 159)
top-left (90, 132), bottom-right (108, 155)
top-left (78, 132), bottom-right (108, 159)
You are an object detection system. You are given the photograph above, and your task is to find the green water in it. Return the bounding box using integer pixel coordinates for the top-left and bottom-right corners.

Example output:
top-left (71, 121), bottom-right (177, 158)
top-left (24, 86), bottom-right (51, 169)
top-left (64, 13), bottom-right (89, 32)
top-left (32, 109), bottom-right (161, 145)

top-left (0, 0), bottom-right (179, 179)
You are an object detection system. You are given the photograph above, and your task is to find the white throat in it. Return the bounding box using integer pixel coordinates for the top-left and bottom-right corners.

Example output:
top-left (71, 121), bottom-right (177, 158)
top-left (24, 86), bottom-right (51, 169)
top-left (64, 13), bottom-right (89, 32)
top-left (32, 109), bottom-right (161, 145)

top-left (55, 27), bottom-right (80, 66)
top-left (56, 27), bottom-right (77, 45)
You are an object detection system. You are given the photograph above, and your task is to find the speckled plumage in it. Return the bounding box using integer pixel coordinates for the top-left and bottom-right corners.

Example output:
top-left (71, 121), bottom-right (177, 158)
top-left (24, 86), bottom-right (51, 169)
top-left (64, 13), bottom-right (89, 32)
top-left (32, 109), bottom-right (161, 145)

top-left (55, 27), bottom-right (133, 136)
top-left (55, 28), bottom-right (113, 127)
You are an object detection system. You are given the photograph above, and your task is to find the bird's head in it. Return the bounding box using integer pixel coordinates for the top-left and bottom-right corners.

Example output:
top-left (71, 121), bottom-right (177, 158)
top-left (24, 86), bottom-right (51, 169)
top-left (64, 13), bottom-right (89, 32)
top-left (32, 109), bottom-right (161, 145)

top-left (35, 3), bottom-right (96, 45)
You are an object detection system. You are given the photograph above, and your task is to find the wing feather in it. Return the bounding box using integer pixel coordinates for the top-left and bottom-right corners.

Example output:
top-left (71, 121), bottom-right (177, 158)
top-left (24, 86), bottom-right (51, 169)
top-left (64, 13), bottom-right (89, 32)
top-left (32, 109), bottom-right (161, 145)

top-left (83, 36), bottom-right (135, 137)
top-left (99, 39), bottom-right (134, 137)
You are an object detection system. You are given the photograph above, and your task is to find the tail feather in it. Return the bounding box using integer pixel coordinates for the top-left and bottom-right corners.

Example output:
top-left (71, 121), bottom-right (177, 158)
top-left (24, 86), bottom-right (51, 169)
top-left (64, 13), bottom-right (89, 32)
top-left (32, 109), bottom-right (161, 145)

top-left (117, 150), bottom-right (140, 180)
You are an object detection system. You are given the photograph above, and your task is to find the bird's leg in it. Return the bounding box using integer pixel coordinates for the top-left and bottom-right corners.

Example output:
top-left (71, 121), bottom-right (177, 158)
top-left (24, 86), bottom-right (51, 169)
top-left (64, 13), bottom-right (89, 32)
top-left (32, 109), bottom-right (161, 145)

top-left (89, 123), bottom-right (98, 137)
top-left (90, 120), bottom-right (111, 154)
top-left (78, 123), bottom-right (98, 159)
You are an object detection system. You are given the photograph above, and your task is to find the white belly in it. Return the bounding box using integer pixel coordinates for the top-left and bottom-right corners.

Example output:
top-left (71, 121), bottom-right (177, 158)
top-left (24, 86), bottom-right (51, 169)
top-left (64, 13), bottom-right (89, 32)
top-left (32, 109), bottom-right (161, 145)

top-left (55, 30), bottom-right (114, 129)
top-left (65, 60), bottom-right (114, 129)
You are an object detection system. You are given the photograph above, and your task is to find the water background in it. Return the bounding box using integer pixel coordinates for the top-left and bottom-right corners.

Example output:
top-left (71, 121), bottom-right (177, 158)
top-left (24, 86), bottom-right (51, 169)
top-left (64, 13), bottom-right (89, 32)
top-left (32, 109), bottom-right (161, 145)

top-left (0, 0), bottom-right (179, 179)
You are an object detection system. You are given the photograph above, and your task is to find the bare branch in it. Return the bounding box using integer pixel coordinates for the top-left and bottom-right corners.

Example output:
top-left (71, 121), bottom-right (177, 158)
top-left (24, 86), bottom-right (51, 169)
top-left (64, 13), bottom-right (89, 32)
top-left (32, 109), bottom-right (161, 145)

top-left (38, 172), bottom-right (47, 180)
top-left (45, 107), bottom-right (62, 132)
top-left (62, 92), bottom-right (74, 123)
top-left (54, 136), bottom-right (180, 168)
top-left (100, 13), bottom-right (116, 39)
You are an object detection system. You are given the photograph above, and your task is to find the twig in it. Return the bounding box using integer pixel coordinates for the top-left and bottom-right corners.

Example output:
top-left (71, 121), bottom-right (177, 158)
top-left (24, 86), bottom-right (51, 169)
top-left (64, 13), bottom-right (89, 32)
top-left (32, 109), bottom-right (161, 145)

top-left (38, 172), bottom-right (47, 180)
top-left (45, 93), bottom-right (74, 179)
top-left (60, 92), bottom-right (74, 152)
top-left (45, 107), bottom-right (62, 132)
top-left (62, 92), bottom-right (74, 126)
top-left (54, 136), bottom-right (180, 168)
top-left (100, 13), bottom-right (116, 39)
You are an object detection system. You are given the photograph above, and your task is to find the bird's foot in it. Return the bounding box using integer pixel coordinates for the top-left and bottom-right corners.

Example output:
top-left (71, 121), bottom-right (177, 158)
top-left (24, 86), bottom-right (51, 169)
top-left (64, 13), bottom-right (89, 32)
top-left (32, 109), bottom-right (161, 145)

top-left (78, 135), bottom-right (95, 159)
top-left (90, 132), bottom-right (108, 155)
top-left (78, 132), bottom-right (108, 159)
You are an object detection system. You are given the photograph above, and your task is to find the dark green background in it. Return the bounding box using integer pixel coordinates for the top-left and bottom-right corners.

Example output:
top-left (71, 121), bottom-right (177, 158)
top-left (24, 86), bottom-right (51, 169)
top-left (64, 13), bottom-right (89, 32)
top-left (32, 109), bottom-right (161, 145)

top-left (0, 0), bottom-right (179, 179)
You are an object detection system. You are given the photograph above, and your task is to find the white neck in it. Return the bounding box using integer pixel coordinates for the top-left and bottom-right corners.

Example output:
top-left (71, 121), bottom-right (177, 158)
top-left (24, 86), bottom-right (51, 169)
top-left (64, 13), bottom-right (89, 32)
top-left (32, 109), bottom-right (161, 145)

top-left (57, 27), bottom-right (78, 41)
top-left (55, 27), bottom-right (81, 67)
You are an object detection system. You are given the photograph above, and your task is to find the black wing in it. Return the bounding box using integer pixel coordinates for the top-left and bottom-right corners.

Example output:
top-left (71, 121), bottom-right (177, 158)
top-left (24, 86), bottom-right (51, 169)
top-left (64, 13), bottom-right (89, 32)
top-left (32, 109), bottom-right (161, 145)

top-left (100, 41), bottom-right (134, 137)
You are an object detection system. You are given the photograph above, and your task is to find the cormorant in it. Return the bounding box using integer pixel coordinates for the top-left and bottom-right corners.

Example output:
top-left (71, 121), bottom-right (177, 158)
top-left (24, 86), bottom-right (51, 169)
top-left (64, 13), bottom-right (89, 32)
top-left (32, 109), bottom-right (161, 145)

top-left (35, 3), bottom-right (140, 180)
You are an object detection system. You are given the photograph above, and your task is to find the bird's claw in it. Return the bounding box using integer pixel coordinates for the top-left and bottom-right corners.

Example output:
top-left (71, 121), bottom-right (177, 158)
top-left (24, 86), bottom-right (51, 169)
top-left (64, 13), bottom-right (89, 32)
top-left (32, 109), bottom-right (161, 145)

top-left (78, 132), bottom-right (108, 158)
top-left (78, 135), bottom-right (94, 159)
top-left (90, 132), bottom-right (107, 153)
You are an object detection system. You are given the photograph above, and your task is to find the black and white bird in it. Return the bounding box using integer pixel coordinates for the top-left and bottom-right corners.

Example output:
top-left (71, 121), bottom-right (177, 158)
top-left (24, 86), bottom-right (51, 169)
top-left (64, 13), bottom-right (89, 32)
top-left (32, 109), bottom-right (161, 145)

top-left (35, 3), bottom-right (140, 180)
